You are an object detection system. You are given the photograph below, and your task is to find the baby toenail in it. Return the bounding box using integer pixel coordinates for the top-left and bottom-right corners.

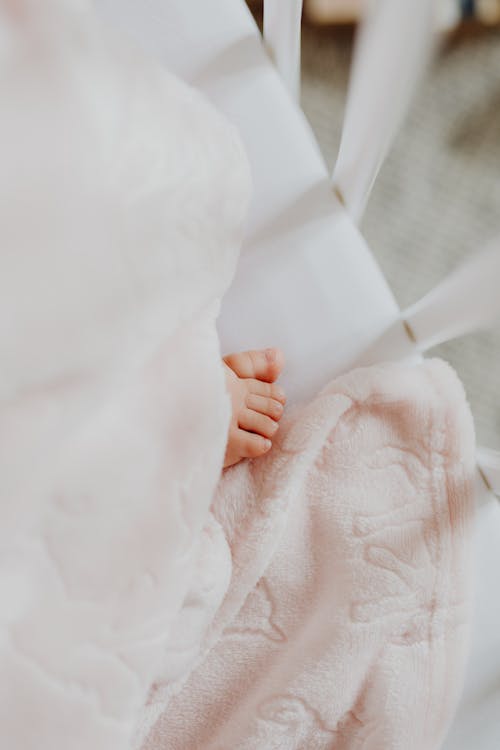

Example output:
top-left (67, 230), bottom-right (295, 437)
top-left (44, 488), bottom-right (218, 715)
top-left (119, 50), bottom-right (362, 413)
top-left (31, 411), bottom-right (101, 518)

top-left (263, 439), bottom-right (272, 450)
top-left (265, 348), bottom-right (276, 363)
top-left (275, 386), bottom-right (285, 400)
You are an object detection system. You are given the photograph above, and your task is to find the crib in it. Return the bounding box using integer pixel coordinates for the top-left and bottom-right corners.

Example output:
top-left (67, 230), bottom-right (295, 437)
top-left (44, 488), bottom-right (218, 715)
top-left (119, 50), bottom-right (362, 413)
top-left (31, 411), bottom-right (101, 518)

top-left (94, 1), bottom-right (500, 746)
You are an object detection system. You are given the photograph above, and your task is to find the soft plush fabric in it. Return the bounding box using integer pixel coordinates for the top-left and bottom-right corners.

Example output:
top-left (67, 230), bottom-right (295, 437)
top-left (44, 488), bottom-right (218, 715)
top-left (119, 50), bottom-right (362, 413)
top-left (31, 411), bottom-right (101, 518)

top-left (137, 359), bottom-right (476, 750)
top-left (0, 2), bottom-right (250, 749)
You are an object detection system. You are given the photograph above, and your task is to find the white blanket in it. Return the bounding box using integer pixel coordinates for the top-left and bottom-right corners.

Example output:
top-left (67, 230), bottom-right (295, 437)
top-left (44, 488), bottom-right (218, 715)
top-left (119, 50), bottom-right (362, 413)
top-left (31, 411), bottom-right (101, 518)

top-left (0, 2), bottom-right (250, 748)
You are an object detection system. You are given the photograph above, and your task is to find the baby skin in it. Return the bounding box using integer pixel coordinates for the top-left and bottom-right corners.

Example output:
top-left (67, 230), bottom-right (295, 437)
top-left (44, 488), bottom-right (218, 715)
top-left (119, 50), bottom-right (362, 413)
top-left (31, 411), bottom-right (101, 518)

top-left (223, 348), bottom-right (286, 468)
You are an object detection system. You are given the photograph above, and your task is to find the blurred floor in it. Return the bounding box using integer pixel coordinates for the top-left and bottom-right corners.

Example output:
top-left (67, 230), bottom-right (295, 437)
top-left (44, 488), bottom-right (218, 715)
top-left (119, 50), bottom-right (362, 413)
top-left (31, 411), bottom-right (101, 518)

top-left (300, 23), bottom-right (500, 448)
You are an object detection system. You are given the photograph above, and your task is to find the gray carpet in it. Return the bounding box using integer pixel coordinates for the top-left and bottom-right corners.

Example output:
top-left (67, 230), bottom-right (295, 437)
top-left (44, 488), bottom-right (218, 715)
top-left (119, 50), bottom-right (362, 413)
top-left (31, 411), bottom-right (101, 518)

top-left (300, 23), bottom-right (500, 449)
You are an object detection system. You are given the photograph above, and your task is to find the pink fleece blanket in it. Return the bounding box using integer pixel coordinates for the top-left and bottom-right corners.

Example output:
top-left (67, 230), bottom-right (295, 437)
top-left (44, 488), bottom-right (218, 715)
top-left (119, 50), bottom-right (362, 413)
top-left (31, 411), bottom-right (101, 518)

top-left (137, 359), bottom-right (476, 750)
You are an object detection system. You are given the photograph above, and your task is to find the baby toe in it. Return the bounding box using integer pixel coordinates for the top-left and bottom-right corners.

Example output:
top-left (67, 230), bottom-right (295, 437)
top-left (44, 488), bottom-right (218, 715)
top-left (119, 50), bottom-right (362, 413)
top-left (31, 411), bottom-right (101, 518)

top-left (235, 429), bottom-right (272, 459)
top-left (223, 348), bottom-right (285, 383)
top-left (246, 393), bottom-right (284, 421)
top-left (249, 379), bottom-right (286, 405)
top-left (239, 408), bottom-right (279, 439)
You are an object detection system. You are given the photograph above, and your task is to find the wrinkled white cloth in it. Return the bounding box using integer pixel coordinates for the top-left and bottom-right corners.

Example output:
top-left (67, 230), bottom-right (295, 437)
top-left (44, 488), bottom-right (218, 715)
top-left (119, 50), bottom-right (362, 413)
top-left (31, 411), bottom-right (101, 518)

top-left (0, 2), bottom-right (251, 749)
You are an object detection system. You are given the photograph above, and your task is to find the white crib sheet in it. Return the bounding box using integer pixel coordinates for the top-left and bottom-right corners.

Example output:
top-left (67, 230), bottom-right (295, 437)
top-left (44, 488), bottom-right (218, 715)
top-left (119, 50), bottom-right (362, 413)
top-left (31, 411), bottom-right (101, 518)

top-left (95, 0), bottom-right (409, 403)
top-left (94, 2), bottom-right (500, 747)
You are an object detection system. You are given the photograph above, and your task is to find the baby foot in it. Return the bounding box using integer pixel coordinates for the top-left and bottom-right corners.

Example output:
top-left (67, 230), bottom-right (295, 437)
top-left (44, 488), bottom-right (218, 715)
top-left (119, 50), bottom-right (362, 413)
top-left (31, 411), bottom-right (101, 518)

top-left (223, 348), bottom-right (286, 468)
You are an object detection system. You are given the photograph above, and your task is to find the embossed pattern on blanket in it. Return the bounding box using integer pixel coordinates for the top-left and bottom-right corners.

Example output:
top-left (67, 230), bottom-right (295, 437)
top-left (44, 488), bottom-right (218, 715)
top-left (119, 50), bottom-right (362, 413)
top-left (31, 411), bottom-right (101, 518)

top-left (139, 359), bottom-right (476, 750)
